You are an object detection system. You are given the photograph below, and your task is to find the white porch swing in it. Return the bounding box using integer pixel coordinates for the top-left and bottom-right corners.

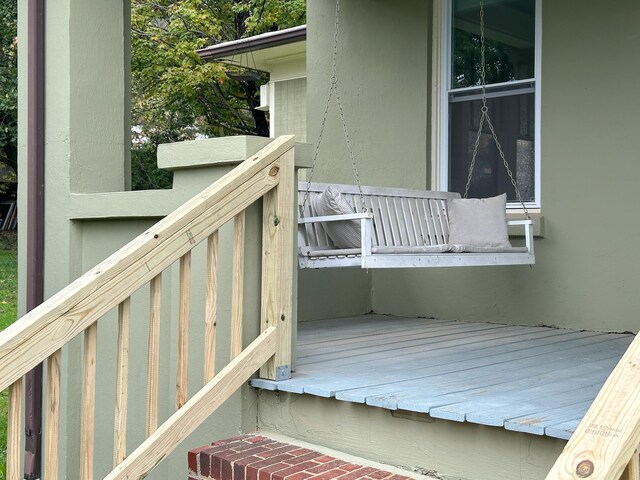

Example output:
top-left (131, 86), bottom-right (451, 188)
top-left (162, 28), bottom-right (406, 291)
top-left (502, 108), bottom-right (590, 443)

top-left (297, 0), bottom-right (535, 269)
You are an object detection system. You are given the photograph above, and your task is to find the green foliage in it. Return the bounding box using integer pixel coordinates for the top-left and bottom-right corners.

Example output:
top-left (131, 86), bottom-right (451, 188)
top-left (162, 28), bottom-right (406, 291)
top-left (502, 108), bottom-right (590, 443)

top-left (0, 0), bottom-right (16, 175)
top-left (131, 0), bottom-right (306, 189)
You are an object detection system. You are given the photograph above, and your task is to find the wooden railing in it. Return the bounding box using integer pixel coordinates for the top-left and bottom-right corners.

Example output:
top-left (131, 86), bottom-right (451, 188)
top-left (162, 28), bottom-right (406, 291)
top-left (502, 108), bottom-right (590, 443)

top-left (546, 334), bottom-right (640, 480)
top-left (0, 135), bottom-right (296, 479)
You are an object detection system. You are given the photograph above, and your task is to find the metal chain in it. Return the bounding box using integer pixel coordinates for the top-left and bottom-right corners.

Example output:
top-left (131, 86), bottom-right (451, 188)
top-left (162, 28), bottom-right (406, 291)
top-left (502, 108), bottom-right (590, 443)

top-left (464, 0), bottom-right (530, 219)
top-left (301, 0), bottom-right (366, 215)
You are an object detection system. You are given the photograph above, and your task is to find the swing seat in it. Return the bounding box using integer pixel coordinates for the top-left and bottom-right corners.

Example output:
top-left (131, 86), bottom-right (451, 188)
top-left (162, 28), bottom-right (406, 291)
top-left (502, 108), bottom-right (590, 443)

top-left (298, 182), bottom-right (535, 269)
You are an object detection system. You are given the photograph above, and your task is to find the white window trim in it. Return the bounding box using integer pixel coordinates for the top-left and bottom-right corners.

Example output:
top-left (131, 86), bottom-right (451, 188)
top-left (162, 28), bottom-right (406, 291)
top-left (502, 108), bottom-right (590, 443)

top-left (435, 0), bottom-right (542, 209)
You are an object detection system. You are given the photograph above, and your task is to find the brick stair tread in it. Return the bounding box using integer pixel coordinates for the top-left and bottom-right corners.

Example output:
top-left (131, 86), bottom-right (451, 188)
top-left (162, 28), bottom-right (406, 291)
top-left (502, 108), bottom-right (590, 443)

top-left (189, 434), bottom-right (440, 480)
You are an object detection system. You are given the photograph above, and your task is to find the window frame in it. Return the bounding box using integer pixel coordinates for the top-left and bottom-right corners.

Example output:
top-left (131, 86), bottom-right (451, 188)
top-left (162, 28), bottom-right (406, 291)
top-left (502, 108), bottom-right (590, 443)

top-left (437, 0), bottom-right (542, 209)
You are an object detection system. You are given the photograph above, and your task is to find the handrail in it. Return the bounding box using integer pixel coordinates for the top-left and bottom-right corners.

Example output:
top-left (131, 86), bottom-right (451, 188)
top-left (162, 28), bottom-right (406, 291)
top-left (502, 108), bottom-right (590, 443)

top-left (1, 135), bottom-right (296, 479)
top-left (546, 334), bottom-right (640, 479)
top-left (0, 135), bottom-right (294, 391)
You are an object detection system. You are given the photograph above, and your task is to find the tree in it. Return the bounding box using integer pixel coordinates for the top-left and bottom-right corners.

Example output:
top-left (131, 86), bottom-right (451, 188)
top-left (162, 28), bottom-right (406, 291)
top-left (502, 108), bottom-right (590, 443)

top-left (0, 0), bottom-right (17, 177)
top-left (130, 0), bottom-right (306, 189)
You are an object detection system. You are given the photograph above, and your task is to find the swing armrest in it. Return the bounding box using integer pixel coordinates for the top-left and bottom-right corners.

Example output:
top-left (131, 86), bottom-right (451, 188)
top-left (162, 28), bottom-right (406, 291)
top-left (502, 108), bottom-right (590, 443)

top-left (298, 213), bottom-right (374, 260)
top-left (507, 219), bottom-right (534, 255)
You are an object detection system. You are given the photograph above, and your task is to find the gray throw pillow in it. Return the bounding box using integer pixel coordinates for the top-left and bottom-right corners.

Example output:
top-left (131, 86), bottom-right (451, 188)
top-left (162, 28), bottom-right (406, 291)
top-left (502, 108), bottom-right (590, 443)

top-left (447, 193), bottom-right (512, 248)
top-left (312, 186), bottom-right (361, 248)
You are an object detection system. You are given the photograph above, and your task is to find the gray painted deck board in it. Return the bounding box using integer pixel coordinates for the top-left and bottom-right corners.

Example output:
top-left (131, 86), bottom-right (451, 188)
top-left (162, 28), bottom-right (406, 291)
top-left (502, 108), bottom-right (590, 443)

top-left (250, 315), bottom-right (633, 440)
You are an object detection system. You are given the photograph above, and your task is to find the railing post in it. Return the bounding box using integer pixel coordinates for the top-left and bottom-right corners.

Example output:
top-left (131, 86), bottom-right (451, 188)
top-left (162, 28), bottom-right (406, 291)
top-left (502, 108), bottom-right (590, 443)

top-left (260, 144), bottom-right (295, 380)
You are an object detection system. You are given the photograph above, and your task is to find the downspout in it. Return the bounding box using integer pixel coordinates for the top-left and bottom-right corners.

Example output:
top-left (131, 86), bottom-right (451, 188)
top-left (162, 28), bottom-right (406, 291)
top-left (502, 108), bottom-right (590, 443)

top-left (24, 0), bottom-right (45, 477)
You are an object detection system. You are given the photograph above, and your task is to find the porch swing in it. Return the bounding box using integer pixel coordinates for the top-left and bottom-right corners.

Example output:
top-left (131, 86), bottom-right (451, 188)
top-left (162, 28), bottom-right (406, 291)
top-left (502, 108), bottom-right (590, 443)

top-left (297, 0), bottom-right (535, 269)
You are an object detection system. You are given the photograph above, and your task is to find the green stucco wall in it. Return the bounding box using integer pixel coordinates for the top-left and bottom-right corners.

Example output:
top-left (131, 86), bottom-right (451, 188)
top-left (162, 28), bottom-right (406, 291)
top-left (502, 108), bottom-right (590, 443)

top-left (299, 0), bottom-right (431, 322)
top-left (306, 0), bottom-right (640, 333)
top-left (258, 392), bottom-right (566, 480)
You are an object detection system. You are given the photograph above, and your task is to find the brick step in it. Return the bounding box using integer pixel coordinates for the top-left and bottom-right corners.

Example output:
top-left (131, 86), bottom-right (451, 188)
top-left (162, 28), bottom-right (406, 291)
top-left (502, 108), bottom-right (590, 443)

top-left (188, 433), bottom-right (439, 480)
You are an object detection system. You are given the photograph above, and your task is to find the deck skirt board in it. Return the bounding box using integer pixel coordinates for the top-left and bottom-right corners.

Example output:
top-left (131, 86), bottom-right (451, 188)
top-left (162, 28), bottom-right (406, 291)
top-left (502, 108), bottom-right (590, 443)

top-left (251, 314), bottom-right (634, 440)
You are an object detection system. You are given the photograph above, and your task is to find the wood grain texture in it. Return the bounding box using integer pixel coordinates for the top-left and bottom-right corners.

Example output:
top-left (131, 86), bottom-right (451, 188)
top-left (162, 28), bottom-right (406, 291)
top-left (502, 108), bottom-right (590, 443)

top-left (104, 327), bottom-right (277, 480)
top-left (231, 211), bottom-right (245, 360)
top-left (6, 379), bottom-right (22, 480)
top-left (114, 298), bottom-right (131, 466)
top-left (260, 148), bottom-right (295, 380)
top-left (45, 350), bottom-right (61, 480)
top-left (80, 323), bottom-right (97, 480)
top-left (0, 135), bottom-right (295, 392)
top-left (146, 274), bottom-right (162, 436)
top-left (176, 251), bottom-right (191, 410)
top-left (545, 333), bottom-right (640, 480)
top-left (204, 231), bottom-right (218, 382)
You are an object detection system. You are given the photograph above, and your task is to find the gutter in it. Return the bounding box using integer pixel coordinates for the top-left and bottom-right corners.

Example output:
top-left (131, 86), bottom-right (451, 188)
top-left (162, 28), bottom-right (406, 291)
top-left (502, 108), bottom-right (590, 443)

top-left (24, 0), bottom-right (45, 477)
top-left (197, 24), bottom-right (306, 61)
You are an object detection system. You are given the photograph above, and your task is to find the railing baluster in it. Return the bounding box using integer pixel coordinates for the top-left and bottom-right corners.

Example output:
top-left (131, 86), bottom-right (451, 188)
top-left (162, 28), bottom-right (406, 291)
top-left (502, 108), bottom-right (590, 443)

top-left (176, 251), bottom-right (191, 409)
top-left (204, 231), bottom-right (219, 382)
top-left (231, 211), bottom-right (245, 359)
top-left (146, 274), bottom-right (162, 436)
top-left (45, 350), bottom-right (61, 480)
top-left (7, 378), bottom-right (22, 480)
top-left (114, 298), bottom-right (130, 466)
top-left (80, 323), bottom-right (97, 480)
top-left (621, 450), bottom-right (640, 480)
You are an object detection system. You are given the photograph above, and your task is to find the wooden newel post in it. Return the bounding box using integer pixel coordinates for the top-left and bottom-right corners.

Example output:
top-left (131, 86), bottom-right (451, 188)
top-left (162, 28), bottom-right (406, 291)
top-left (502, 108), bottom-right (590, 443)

top-left (260, 141), bottom-right (295, 381)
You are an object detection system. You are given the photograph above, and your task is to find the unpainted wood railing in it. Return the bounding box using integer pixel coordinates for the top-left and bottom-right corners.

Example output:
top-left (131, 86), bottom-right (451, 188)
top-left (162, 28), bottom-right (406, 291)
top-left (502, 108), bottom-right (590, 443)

top-left (546, 333), bottom-right (640, 479)
top-left (0, 135), bottom-right (296, 479)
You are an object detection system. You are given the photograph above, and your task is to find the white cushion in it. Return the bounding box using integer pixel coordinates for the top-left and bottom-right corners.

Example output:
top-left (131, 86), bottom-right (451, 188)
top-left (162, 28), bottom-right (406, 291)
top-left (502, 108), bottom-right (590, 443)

top-left (447, 193), bottom-right (512, 248)
top-left (312, 186), bottom-right (361, 248)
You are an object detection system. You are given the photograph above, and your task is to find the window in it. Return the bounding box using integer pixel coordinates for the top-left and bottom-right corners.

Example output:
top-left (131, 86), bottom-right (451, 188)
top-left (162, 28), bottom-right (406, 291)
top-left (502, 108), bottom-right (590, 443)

top-left (441, 0), bottom-right (540, 207)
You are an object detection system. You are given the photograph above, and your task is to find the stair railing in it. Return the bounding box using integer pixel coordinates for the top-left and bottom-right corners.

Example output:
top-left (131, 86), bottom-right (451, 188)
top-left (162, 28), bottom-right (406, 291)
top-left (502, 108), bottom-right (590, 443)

top-left (546, 333), bottom-right (640, 480)
top-left (0, 135), bottom-right (296, 479)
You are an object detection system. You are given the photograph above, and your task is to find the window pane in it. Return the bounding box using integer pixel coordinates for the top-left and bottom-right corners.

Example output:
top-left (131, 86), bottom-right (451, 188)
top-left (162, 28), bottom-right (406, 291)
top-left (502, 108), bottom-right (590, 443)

top-left (452, 0), bottom-right (535, 88)
top-left (449, 92), bottom-right (535, 202)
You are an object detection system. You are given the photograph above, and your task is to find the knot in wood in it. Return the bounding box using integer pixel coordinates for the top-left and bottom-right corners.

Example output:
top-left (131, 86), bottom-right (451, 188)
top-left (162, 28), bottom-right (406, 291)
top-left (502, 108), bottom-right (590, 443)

top-left (576, 460), bottom-right (594, 478)
top-left (269, 166), bottom-right (280, 177)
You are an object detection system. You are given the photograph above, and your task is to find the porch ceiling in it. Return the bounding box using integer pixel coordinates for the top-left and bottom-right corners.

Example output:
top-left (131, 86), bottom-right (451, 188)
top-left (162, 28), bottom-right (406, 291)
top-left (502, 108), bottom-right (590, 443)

top-left (251, 315), bottom-right (633, 440)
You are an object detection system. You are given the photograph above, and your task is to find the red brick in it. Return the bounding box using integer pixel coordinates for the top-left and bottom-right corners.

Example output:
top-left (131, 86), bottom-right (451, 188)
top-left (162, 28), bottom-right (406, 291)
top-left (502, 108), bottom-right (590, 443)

top-left (387, 475), bottom-right (411, 480)
top-left (189, 444), bottom-right (212, 472)
top-left (235, 461), bottom-right (249, 480)
top-left (289, 448), bottom-right (313, 456)
top-left (334, 466), bottom-right (377, 480)
top-left (222, 457), bottom-right (234, 480)
top-left (284, 472), bottom-right (315, 480)
top-left (307, 460), bottom-right (347, 474)
top-left (260, 445), bottom-right (300, 459)
top-left (268, 460), bottom-right (322, 479)
top-left (246, 465), bottom-right (259, 480)
top-left (258, 462), bottom-right (291, 480)
top-left (199, 451), bottom-right (215, 477)
top-left (309, 467), bottom-right (350, 480)
top-left (245, 435), bottom-right (267, 443)
top-left (367, 470), bottom-right (393, 479)
top-left (245, 454), bottom-right (296, 470)
top-left (312, 456), bottom-right (336, 464)
top-left (281, 451), bottom-right (323, 466)
top-left (338, 464), bottom-right (363, 473)
top-left (221, 447), bottom-right (272, 463)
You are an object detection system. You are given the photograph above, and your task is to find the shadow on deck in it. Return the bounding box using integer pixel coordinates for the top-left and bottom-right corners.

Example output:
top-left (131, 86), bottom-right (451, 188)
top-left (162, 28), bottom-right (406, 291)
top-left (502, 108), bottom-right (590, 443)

top-left (251, 314), bottom-right (633, 440)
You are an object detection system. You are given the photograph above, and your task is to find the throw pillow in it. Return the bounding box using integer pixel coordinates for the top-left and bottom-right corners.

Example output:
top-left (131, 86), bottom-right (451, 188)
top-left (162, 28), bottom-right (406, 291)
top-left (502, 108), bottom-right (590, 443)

top-left (447, 193), bottom-right (511, 248)
top-left (312, 186), bottom-right (361, 248)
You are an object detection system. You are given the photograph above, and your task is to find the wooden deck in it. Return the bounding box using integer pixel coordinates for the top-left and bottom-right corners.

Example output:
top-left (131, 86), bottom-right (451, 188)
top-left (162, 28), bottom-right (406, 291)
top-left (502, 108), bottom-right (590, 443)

top-left (251, 314), bottom-right (634, 440)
